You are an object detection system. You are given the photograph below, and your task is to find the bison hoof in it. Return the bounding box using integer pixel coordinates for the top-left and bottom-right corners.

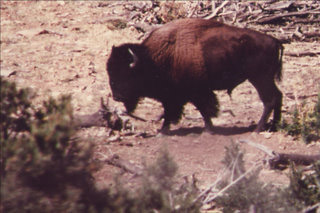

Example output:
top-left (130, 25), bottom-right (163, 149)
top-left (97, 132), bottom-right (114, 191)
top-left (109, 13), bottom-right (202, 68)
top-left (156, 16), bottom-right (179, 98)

top-left (159, 125), bottom-right (171, 135)
top-left (254, 127), bottom-right (263, 133)
top-left (203, 125), bottom-right (214, 134)
top-left (255, 122), bottom-right (278, 133)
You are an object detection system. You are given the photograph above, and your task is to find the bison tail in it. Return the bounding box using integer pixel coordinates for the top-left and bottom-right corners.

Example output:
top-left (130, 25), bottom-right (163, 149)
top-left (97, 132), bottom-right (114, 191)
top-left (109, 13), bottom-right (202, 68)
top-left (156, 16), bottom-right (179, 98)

top-left (275, 43), bottom-right (284, 82)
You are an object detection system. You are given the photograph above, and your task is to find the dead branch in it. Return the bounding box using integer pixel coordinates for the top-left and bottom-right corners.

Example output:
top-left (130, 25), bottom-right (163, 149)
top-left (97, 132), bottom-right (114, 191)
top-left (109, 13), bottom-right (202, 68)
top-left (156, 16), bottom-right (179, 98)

top-left (125, 112), bottom-right (148, 122)
top-left (238, 139), bottom-right (274, 156)
top-left (193, 154), bottom-right (241, 205)
top-left (193, 166), bottom-right (229, 204)
top-left (238, 139), bottom-right (320, 170)
top-left (304, 31), bottom-right (320, 39)
top-left (269, 153), bottom-right (320, 170)
top-left (303, 203), bottom-right (320, 213)
top-left (204, 1), bottom-right (229, 20)
top-left (256, 10), bottom-right (320, 24)
top-left (201, 162), bottom-right (262, 205)
top-left (285, 51), bottom-right (320, 57)
top-left (119, 1), bottom-right (320, 43)
top-left (74, 98), bottom-right (125, 130)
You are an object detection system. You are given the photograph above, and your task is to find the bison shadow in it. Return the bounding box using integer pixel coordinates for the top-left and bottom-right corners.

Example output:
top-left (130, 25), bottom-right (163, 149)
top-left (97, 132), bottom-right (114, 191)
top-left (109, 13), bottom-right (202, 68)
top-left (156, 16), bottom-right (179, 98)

top-left (165, 124), bottom-right (257, 136)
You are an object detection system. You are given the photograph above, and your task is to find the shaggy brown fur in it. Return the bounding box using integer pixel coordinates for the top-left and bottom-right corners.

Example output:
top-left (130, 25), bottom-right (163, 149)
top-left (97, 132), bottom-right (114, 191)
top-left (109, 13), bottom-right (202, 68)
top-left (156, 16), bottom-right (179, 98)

top-left (107, 18), bottom-right (283, 133)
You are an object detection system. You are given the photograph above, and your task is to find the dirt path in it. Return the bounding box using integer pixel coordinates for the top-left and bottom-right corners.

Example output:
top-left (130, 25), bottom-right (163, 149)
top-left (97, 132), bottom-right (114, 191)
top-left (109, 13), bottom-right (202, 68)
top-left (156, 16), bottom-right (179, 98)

top-left (1, 1), bottom-right (320, 189)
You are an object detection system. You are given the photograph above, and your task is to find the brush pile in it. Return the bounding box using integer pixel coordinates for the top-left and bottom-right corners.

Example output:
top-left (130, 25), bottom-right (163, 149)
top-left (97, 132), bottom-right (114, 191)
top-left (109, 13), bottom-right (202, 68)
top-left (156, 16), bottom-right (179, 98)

top-left (104, 1), bottom-right (320, 43)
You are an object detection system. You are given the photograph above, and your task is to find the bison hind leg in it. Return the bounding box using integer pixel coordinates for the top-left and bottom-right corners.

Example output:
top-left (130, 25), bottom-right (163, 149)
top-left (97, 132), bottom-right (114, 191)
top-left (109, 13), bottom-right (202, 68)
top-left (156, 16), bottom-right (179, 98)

top-left (191, 91), bottom-right (219, 131)
top-left (250, 78), bottom-right (282, 132)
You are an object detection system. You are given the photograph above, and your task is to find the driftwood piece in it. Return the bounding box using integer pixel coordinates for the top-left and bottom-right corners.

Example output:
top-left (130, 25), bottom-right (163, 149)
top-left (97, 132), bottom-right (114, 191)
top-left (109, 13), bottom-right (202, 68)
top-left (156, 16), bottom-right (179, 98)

top-left (74, 98), bottom-right (147, 130)
top-left (74, 98), bottom-right (124, 130)
top-left (269, 153), bottom-right (320, 170)
top-left (238, 139), bottom-right (320, 170)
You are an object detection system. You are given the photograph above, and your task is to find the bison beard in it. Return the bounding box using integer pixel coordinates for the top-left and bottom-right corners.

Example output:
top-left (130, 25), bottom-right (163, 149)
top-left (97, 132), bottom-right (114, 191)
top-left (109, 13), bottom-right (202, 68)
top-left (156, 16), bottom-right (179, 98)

top-left (107, 18), bottom-right (283, 134)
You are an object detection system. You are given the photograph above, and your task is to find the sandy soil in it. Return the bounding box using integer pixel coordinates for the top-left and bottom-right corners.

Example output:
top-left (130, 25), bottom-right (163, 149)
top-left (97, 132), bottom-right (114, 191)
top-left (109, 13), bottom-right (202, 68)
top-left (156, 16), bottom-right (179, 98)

top-left (1, 1), bottom-right (320, 190)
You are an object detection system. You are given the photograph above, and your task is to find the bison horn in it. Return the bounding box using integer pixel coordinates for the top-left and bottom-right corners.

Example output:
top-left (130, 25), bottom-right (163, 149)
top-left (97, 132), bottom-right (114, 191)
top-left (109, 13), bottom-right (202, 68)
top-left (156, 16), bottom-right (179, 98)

top-left (128, 48), bottom-right (138, 68)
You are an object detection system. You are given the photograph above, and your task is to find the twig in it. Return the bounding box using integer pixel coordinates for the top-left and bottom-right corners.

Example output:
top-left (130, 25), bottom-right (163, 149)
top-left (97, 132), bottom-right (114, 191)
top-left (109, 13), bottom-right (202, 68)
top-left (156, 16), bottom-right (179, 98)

top-left (238, 139), bottom-right (275, 157)
top-left (204, 1), bottom-right (229, 20)
top-left (187, 2), bottom-right (200, 18)
top-left (97, 152), bottom-right (143, 176)
top-left (202, 162), bottom-right (262, 205)
top-left (303, 202), bottom-right (320, 213)
top-left (230, 151), bottom-right (241, 182)
top-left (36, 29), bottom-right (64, 37)
top-left (193, 162), bottom-right (232, 204)
top-left (125, 112), bottom-right (148, 122)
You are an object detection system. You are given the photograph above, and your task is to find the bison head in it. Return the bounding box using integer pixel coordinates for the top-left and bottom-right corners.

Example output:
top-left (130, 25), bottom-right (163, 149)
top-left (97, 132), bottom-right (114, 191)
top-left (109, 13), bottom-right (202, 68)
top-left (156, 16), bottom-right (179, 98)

top-left (107, 44), bottom-right (144, 113)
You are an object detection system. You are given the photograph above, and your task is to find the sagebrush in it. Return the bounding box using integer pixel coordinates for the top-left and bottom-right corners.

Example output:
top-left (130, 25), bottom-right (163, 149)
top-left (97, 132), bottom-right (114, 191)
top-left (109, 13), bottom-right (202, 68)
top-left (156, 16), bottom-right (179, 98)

top-left (1, 79), bottom-right (200, 213)
top-left (212, 142), bottom-right (319, 213)
top-left (279, 92), bottom-right (320, 144)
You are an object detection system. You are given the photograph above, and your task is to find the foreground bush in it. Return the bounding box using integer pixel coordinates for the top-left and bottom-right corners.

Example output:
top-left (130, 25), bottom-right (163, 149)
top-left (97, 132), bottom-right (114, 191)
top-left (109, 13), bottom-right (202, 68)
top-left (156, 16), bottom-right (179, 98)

top-left (1, 79), bottom-right (318, 212)
top-left (214, 143), bottom-right (295, 212)
top-left (212, 143), bottom-right (320, 213)
top-left (288, 162), bottom-right (320, 210)
top-left (1, 79), bottom-right (200, 213)
top-left (1, 79), bottom-right (112, 212)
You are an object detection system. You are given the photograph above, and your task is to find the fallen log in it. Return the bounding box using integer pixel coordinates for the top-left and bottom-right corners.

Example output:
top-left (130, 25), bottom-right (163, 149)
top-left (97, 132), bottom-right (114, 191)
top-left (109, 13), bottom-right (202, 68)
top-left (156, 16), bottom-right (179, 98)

top-left (269, 153), bottom-right (320, 170)
top-left (238, 139), bottom-right (320, 170)
top-left (256, 10), bottom-right (320, 24)
top-left (304, 32), bottom-right (320, 39)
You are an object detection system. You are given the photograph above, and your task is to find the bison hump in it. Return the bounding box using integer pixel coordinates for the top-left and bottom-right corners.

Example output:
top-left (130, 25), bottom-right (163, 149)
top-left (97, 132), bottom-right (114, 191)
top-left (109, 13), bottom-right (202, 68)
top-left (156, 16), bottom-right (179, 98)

top-left (144, 29), bottom-right (206, 82)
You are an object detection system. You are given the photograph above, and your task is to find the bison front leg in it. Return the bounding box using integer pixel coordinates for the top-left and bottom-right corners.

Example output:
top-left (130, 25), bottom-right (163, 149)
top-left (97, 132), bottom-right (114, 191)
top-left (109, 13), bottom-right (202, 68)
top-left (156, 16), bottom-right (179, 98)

top-left (191, 91), bottom-right (219, 132)
top-left (160, 101), bottom-right (185, 134)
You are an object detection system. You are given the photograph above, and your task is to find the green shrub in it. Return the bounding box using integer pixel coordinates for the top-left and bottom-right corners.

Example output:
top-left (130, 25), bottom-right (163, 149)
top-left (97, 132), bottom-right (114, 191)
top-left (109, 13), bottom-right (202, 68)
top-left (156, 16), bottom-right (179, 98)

top-left (1, 79), bottom-right (32, 141)
top-left (106, 19), bottom-right (127, 30)
top-left (214, 143), bottom-right (294, 212)
top-left (135, 147), bottom-right (201, 213)
top-left (279, 92), bottom-right (320, 144)
top-left (208, 142), bottom-right (320, 212)
top-left (213, 142), bottom-right (317, 212)
top-left (288, 162), bottom-right (320, 207)
top-left (1, 79), bottom-right (201, 213)
top-left (1, 79), bottom-right (113, 212)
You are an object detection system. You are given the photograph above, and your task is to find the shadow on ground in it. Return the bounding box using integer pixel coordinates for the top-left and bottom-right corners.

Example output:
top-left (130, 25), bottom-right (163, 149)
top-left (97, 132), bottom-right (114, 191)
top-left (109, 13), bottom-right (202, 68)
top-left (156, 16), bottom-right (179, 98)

top-left (164, 124), bottom-right (256, 136)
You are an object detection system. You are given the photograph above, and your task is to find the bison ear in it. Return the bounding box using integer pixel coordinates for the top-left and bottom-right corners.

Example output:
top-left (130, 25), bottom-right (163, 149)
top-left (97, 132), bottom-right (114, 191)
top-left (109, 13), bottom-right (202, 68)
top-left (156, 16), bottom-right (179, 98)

top-left (128, 48), bottom-right (138, 69)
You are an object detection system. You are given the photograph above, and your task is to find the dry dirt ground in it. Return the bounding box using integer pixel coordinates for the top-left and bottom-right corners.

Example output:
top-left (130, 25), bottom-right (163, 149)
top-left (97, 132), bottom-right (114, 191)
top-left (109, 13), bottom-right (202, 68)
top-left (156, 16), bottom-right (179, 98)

top-left (1, 1), bottom-right (320, 191)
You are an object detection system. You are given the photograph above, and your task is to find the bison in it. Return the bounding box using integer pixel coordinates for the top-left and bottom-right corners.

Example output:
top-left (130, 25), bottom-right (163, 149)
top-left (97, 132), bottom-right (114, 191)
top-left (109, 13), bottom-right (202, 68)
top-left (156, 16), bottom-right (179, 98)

top-left (107, 18), bottom-right (283, 133)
